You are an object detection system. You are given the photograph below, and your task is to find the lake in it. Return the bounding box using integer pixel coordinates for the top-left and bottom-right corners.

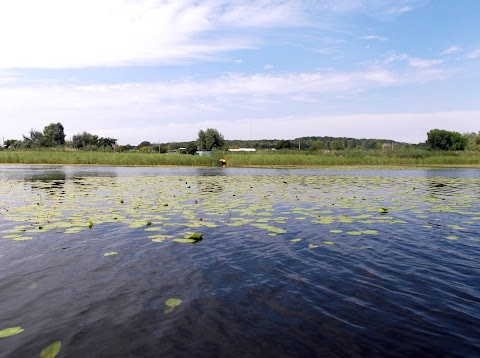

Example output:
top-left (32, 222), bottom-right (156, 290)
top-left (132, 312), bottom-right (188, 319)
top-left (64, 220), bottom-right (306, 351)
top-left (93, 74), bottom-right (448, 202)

top-left (0, 165), bottom-right (479, 357)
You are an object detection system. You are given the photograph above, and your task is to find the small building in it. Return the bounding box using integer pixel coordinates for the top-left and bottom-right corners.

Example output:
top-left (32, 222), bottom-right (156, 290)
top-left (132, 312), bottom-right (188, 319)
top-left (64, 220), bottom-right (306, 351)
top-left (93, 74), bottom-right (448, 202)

top-left (228, 148), bottom-right (256, 152)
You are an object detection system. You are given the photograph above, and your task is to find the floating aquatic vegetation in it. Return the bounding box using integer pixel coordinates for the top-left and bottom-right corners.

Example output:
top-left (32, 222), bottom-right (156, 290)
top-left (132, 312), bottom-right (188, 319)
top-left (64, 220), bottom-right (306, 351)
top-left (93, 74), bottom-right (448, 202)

top-left (40, 341), bottom-right (62, 358)
top-left (173, 232), bottom-right (203, 243)
top-left (323, 241), bottom-right (335, 245)
top-left (308, 244), bottom-right (318, 249)
top-left (165, 298), bottom-right (182, 314)
top-left (446, 236), bottom-right (459, 240)
top-left (0, 174), bottom-right (478, 253)
top-left (290, 238), bottom-right (302, 242)
top-left (104, 252), bottom-right (118, 256)
top-left (0, 326), bottom-right (24, 338)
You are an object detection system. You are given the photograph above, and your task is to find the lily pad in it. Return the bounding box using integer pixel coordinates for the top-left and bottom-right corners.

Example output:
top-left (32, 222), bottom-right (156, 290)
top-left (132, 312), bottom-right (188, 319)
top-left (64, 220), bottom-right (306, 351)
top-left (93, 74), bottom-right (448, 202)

top-left (40, 341), bottom-right (62, 358)
top-left (187, 233), bottom-right (203, 241)
top-left (172, 238), bottom-right (196, 243)
top-left (0, 326), bottom-right (24, 338)
top-left (329, 230), bottom-right (342, 234)
top-left (308, 244), bottom-right (318, 249)
top-left (378, 208), bottom-right (389, 214)
top-left (165, 298), bottom-right (182, 308)
top-left (104, 251), bottom-right (118, 256)
top-left (323, 241), bottom-right (335, 245)
top-left (290, 238), bottom-right (302, 242)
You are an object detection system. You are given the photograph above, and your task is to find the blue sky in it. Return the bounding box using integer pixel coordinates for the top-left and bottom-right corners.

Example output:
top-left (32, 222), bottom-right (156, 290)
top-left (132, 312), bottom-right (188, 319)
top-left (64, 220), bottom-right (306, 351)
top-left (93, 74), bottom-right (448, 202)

top-left (0, 0), bottom-right (479, 145)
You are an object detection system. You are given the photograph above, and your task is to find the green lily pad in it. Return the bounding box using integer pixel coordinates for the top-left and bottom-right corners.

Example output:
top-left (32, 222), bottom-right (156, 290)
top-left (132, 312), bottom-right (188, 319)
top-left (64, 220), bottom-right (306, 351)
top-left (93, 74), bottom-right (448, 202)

top-left (165, 298), bottom-right (182, 308)
top-left (323, 241), bottom-right (335, 245)
top-left (187, 233), bottom-right (203, 241)
top-left (0, 327), bottom-right (24, 338)
top-left (378, 208), bottom-right (389, 214)
top-left (172, 238), bottom-right (196, 243)
top-left (446, 236), bottom-right (459, 240)
top-left (290, 238), bottom-right (302, 242)
top-left (346, 231), bottom-right (363, 236)
top-left (40, 341), bottom-right (62, 358)
top-left (329, 230), bottom-right (342, 234)
top-left (104, 251), bottom-right (118, 256)
top-left (362, 230), bottom-right (378, 235)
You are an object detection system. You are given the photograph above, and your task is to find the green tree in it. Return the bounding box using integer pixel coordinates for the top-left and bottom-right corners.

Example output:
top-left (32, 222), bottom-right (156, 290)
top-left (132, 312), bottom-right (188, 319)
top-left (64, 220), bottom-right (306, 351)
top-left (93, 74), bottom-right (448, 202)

top-left (197, 130), bottom-right (206, 150)
top-left (464, 132), bottom-right (480, 151)
top-left (72, 132), bottom-right (99, 149)
top-left (3, 139), bottom-right (17, 148)
top-left (426, 129), bottom-right (467, 150)
top-left (137, 141), bottom-right (151, 148)
top-left (43, 123), bottom-right (66, 147)
top-left (197, 128), bottom-right (225, 151)
top-left (22, 129), bottom-right (46, 148)
top-left (185, 142), bottom-right (197, 155)
top-left (97, 137), bottom-right (117, 148)
top-left (330, 140), bottom-right (343, 150)
top-left (275, 139), bottom-right (292, 149)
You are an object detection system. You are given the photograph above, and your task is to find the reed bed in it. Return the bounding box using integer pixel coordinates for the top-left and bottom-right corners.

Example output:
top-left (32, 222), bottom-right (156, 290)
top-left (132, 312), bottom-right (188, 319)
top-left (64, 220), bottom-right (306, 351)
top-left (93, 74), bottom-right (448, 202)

top-left (0, 149), bottom-right (479, 167)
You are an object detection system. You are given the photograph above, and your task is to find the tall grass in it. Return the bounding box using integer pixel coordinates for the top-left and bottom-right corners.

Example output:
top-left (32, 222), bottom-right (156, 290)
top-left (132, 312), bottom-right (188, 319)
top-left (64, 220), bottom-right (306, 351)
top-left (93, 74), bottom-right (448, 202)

top-left (0, 149), bottom-right (479, 167)
top-left (0, 150), bottom-right (219, 166)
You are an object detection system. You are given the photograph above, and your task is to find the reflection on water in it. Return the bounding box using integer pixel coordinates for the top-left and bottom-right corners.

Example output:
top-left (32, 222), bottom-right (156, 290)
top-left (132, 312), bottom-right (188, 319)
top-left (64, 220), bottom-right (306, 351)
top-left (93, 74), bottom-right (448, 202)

top-left (0, 165), bottom-right (479, 357)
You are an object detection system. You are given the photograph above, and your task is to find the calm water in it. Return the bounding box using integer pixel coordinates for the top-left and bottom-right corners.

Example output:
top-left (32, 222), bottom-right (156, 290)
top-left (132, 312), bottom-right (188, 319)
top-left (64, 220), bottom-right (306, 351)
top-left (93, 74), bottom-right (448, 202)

top-left (0, 165), bottom-right (479, 357)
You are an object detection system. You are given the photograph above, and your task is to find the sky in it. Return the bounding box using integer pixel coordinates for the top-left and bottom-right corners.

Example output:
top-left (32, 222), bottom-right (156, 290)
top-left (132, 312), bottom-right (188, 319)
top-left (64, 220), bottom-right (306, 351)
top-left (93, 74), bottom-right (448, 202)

top-left (0, 0), bottom-right (479, 145)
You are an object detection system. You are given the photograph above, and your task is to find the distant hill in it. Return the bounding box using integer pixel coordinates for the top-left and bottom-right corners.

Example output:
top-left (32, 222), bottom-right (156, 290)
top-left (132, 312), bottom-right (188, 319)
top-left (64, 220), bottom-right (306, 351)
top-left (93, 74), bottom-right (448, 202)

top-left (159, 136), bottom-right (418, 151)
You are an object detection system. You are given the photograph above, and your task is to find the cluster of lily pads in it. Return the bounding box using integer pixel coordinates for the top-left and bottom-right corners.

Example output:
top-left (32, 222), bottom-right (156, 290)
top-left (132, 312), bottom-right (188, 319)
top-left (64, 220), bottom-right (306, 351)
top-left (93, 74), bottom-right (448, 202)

top-left (0, 174), bottom-right (478, 247)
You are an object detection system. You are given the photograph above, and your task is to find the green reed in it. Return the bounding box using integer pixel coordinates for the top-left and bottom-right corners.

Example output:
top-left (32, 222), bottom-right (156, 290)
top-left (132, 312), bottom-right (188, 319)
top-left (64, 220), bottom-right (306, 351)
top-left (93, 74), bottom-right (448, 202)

top-left (0, 149), bottom-right (479, 167)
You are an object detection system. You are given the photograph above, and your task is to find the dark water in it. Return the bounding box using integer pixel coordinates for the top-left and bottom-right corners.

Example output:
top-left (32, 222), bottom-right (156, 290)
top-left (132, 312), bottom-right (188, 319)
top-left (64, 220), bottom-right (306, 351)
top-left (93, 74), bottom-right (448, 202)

top-left (0, 165), bottom-right (479, 357)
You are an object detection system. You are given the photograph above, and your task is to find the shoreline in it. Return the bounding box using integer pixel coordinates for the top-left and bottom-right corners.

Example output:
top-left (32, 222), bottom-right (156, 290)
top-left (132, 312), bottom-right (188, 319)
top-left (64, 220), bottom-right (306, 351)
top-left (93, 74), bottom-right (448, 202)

top-left (1, 162), bottom-right (479, 170)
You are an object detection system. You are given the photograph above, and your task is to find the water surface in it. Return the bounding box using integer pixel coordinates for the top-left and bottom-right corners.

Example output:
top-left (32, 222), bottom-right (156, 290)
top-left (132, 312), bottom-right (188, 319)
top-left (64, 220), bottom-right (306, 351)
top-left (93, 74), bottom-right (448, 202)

top-left (0, 165), bottom-right (479, 357)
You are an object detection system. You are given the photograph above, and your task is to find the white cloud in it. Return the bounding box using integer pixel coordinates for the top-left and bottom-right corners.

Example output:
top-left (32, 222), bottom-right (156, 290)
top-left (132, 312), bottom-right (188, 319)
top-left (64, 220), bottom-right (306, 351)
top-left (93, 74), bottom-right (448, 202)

top-left (0, 0), bottom-right (430, 69)
top-left (382, 53), bottom-right (443, 69)
top-left (441, 45), bottom-right (462, 55)
top-left (467, 49), bottom-right (480, 59)
top-left (407, 58), bottom-right (443, 69)
top-left (0, 65), bottom-right (454, 144)
top-left (360, 35), bottom-right (387, 41)
top-left (0, 0), bottom-right (302, 69)
top-left (264, 64), bottom-right (274, 70)
top-left (315, 0), bottom-right (426, 17)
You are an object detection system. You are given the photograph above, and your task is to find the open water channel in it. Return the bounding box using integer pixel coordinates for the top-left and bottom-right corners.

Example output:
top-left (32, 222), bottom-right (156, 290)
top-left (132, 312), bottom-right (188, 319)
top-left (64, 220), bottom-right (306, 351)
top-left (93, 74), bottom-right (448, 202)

top-left (0, 165), bottom-right (479, 357)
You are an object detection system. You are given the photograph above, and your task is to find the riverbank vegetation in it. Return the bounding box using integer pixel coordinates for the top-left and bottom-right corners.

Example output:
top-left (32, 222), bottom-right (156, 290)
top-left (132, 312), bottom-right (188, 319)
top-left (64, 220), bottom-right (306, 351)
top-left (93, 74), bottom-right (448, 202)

top-left (1, 123), bottom-right (479, 167)
top-left (0, 148), bottom-right (479, 167)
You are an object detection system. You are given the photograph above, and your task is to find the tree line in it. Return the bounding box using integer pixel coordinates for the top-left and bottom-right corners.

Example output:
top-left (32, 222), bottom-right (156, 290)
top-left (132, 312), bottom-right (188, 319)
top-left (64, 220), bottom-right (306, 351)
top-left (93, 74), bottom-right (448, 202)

top-left (3, 123), bottom-right (479, 152)
top-left (3, 123), bottom-right (117, 150)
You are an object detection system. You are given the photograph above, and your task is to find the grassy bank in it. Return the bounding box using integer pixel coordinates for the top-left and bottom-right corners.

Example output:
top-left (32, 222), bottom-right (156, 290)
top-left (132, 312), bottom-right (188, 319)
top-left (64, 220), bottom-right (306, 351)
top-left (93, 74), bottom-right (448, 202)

top-left (0, 149), bottom-right (479, 167)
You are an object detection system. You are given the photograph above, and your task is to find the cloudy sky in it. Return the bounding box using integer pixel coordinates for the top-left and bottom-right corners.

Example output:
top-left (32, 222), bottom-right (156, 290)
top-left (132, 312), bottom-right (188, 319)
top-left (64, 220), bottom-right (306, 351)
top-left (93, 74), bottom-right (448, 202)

top-left (1, 0), bottom-right (479, 145)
